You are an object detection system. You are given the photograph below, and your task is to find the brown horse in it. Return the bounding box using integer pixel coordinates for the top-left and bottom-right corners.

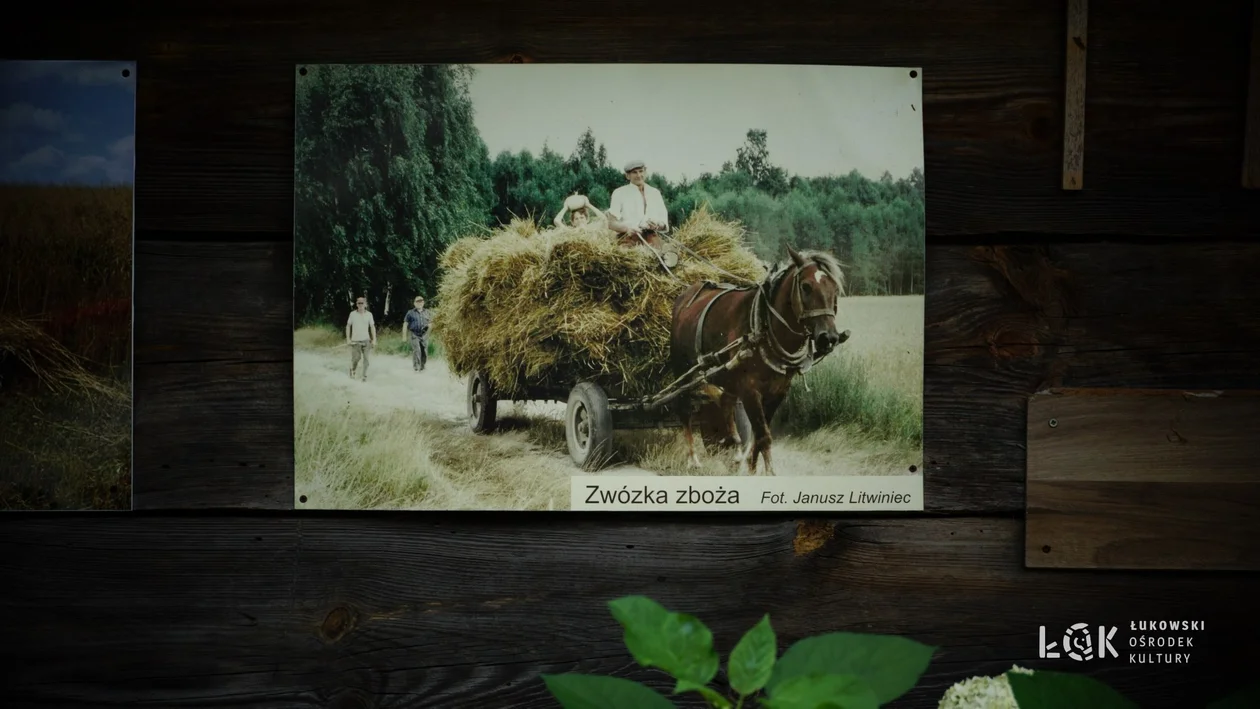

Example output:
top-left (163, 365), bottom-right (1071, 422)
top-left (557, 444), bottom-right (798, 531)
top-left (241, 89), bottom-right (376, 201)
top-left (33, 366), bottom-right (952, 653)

top-left (668, 245), bottom-right (850, 475)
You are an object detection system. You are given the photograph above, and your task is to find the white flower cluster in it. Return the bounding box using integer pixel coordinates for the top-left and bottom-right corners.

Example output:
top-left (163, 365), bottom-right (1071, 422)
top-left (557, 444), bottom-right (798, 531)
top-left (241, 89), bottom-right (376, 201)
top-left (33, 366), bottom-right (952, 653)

top-left (936, 665), bottom-right (1035, 709)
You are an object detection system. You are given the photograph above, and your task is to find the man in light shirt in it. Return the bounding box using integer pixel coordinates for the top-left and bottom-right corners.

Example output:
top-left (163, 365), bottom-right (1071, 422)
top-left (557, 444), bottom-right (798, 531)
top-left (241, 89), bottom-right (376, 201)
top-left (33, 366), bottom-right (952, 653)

top-left (345, 295), bottom-right (377, 382)
top-left (607, 159), bottom-right (669, 242)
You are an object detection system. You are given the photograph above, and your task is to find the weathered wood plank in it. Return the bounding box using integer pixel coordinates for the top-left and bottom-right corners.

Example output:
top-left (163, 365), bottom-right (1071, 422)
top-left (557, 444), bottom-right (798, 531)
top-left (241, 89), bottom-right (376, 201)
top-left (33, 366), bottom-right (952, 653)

top-left (6, 0), bottom-right (1258, 237)
top-left (133, 359), bottom-right (293, 509)
top-left (1062, 0), bottom-right (1088, 190)
top-left (1245, 0), bottom-right (1260, 187)
top-left (1, 516), bottom-right (1255, 708)
top-left (131, 238), bottom-right (1260, 511)
top-left (1026, 481), bottom-right (1260, 570)
top-left (1028, 389), bottom-right (1260, 484)
top-left (135, 240), bottom-right (294, 365)
top-left (1026, 388), bottom-right (1260, 570)
top-left (130, 240), bottom-right (295, 508)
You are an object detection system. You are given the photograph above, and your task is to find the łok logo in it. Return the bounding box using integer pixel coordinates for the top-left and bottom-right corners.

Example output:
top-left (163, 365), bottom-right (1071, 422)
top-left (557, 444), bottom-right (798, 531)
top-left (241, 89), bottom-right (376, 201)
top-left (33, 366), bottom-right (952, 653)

top-left (1039, 623), bottom-right (1118, 661)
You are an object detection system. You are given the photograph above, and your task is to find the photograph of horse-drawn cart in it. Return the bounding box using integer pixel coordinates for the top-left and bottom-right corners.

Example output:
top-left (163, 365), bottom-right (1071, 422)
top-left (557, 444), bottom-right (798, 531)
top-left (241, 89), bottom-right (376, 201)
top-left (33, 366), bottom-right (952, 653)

top-left (452, 211), bottom-right (846, 476)
top-left (291, 63), bottom-right (925, 511)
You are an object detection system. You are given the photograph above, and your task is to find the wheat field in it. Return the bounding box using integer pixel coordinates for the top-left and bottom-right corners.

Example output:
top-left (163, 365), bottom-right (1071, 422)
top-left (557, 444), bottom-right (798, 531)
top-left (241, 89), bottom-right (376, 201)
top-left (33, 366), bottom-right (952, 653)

top-left (0, 184), bottom-right (133, 510)
top-left (776, 295), bottom-right (924, 446)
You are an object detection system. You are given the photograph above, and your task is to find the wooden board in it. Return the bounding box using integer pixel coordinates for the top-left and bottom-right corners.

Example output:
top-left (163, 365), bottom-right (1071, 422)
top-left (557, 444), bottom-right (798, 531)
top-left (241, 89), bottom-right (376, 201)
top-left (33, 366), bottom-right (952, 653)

top-left (1062, 0), bottom-right (1088, 190)
top-left (6, 0), bottom-right (1259, 237)
top-left (1027, 388), bottom-right (1260, 570)
top-left (1, 515), bottom-right (1257, 708)
top-left (1245, 0), bottom-right (1260, 187)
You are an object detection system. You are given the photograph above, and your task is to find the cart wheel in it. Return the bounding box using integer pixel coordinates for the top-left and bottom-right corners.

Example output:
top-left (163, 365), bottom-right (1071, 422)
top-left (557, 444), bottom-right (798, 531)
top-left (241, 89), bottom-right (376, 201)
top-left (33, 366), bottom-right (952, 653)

top-left (566, 381), bottom-right (613, 470)
top-left (734, 400), bottom-right (753, 449)
top-left (467, 370), bottom-right (497, 434)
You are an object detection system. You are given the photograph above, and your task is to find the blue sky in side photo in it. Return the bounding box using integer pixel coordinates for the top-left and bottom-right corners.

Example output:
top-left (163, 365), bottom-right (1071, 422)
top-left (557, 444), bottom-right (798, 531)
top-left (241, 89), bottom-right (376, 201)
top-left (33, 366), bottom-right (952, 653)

top-left (0, 60), bottom-right (136, 185)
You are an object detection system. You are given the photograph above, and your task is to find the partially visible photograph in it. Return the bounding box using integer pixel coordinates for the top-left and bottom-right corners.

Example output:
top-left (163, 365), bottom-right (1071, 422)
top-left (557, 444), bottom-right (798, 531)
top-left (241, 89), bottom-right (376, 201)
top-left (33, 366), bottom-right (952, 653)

top-left (0, 60), bottom-right (136, 510)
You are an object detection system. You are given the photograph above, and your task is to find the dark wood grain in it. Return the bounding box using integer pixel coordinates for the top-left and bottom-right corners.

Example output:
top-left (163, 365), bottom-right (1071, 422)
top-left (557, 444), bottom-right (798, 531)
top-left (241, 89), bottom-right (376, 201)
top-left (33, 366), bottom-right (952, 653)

top-left (1, 515), bottom-right (1256, 708)
top-left (1062, 0), bottom-right (1088, 189)
top-left (135, 240), bottom-right (294, 366)
top-left (1027, 480), bottom-right (1260, 570)
top-left (5, 0), bottom-right (1258, 237)
top-left (1245, 0), bottom-right (1260, 187)
top-left (1026, 388), bottom-right (1260, 570)
top-left (131, 238), bottom-right (1260, 511)
top-left (131, 240), bottom-right (294, 508)
top-left (928, 241), bottom-right (1260, 512)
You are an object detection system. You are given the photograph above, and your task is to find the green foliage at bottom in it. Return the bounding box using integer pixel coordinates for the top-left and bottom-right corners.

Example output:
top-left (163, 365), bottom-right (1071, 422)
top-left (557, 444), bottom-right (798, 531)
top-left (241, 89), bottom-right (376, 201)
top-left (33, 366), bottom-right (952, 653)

top-left (541, 596), bottom-right (1258, 709)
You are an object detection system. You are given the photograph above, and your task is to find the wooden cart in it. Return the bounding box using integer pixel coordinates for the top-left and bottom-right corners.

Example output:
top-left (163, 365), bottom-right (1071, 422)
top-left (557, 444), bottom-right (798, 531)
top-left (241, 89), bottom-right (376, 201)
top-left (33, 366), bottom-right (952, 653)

top-left (466, 365), bottom-right (753, 471)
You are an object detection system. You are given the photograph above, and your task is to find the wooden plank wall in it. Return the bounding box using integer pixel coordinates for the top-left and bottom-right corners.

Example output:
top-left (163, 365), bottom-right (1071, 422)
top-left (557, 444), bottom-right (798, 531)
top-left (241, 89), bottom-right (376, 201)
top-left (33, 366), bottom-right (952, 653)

top-left (1026, 388), bottom-right (1260, 570)
top-left (3, 1), bottom-right (1260, 707)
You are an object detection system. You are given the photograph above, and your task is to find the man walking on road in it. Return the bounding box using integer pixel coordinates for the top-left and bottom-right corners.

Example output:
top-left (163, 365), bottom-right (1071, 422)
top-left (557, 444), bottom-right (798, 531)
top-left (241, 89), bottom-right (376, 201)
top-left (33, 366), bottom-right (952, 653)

top-left (346, 295), bottom-right (376, 382)
top-left (402, 295), bottom-right (432, 372)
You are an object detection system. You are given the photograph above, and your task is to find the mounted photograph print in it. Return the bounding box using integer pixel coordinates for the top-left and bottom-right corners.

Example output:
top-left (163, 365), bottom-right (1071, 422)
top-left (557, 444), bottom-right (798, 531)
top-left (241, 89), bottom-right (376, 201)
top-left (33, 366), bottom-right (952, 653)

top-left (293, 63), bottom-right (925, 512)
top-left (0, 60), bottom-right (135, 510)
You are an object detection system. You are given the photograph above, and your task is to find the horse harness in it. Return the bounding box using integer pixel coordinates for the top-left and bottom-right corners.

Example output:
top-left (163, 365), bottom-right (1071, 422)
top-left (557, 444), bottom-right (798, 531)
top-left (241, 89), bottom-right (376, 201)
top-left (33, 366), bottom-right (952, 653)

top-left (682, 262), bottom-right (836, 377)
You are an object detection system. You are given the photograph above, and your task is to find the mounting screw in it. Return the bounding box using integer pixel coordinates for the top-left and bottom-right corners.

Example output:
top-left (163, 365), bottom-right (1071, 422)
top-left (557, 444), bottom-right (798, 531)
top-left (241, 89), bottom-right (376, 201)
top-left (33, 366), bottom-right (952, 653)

top-left (1048, 418), bottom-right (1058, 428)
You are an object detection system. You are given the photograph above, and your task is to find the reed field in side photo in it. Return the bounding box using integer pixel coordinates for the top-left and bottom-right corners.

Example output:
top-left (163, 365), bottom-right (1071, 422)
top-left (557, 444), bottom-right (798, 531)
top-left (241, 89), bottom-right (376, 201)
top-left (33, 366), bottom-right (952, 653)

top-left (0, 60), bottom-right (136, 510)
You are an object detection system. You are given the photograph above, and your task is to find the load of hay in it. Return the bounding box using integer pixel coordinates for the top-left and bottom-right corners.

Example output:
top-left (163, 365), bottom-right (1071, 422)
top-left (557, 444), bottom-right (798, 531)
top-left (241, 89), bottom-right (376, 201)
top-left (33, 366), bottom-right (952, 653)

top-left (432, 205), bottom-right (766, 400)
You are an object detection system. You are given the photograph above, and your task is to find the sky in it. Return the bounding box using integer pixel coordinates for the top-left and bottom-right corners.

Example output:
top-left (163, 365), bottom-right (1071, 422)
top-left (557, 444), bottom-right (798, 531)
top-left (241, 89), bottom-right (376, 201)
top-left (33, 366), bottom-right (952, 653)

top-left (465, 63), bottom-right (923, 183)
top-left (0, 60), bottom-right (136, 186)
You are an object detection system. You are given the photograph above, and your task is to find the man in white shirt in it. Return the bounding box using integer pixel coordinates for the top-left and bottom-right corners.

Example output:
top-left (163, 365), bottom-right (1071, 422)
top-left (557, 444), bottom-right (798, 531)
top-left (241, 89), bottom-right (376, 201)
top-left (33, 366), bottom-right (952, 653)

top-left (607, 159), bottom-right (669, 241)
top-left (345, 295), bottom-right (377, 382)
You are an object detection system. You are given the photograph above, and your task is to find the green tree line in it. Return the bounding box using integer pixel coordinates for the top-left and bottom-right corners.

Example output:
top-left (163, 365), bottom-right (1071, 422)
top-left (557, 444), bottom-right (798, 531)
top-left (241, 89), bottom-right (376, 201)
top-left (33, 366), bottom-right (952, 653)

top-left (294, 64), bottom-right (925, 326)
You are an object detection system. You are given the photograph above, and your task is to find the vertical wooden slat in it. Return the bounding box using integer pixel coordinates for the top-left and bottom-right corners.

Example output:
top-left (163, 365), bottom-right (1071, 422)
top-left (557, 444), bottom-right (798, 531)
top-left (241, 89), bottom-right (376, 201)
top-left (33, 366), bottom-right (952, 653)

top-left (1063, 0), bottom-right (1088, 190)
top-left (1243, 0), bottom-right (1260, 188)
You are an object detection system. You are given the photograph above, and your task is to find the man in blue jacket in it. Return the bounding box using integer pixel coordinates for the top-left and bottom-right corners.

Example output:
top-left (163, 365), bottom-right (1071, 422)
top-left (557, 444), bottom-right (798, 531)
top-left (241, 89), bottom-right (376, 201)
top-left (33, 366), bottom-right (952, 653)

top-left (402, 295), bottom-right (432, 372)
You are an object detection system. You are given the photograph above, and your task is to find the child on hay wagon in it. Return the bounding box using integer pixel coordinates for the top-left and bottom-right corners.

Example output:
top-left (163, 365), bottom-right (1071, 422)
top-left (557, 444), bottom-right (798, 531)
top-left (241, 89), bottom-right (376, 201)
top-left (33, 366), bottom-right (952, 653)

top-left (552, 193), bottom-right (607, 228)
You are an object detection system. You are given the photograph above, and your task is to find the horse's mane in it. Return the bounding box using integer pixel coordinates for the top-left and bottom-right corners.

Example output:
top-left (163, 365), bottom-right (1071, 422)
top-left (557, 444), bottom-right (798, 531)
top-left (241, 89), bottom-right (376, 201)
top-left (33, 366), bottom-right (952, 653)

top-left (763, 249), bottom-right (847, 298)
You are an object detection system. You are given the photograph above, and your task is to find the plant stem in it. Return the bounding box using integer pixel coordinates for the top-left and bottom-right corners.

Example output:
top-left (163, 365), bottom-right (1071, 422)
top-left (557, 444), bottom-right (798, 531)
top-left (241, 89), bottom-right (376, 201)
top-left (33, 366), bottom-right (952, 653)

top-left (734, 695), bottom-right (745, 709)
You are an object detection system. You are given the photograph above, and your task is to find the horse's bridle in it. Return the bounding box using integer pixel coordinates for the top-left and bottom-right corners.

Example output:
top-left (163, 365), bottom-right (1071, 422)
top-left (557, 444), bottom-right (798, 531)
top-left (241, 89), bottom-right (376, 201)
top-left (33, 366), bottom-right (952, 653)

top-left (751, 261), bottom-right (838, 375)
top-left (785, 264), bottom-right (840, 329)
top-left (684, 260), bottom-right (839, 377)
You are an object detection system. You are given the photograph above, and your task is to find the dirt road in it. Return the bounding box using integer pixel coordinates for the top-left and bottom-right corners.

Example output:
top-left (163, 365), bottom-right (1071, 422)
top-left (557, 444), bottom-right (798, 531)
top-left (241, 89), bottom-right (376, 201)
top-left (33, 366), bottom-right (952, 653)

top-left (296, 345), bottom-right (556, 423)
top-left (294, 346), bottom-right (661, 480)
top-left (295, 346), bottom-right (920, 481)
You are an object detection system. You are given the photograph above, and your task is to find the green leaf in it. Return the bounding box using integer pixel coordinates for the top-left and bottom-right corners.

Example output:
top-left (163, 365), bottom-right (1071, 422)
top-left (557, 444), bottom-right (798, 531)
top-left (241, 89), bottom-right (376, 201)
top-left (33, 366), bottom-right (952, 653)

top-left (766, 632), bottom-right (937, 704)
top-left (541, 673), bottom-right (678, 709)
top-left (609, 595), bottom-right (672, 634)
top-left (1006, 670), bottom-right (1139, 709)
top-left (760, 673), bottom-right (879, 709)
top-left (1208, 682), bottom-right (1260, 709)
top-left (608, 596), bottom-right (721, 687)
top-left (728, 614), bottom-right (777, 695)
top-left (675, 679), bottom-right (733, 708)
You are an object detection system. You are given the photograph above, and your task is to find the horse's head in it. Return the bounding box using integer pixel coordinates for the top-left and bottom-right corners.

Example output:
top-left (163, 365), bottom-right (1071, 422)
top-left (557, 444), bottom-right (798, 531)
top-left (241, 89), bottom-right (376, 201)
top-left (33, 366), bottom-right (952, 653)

top-left (787, 245), bottom-right (846, 356)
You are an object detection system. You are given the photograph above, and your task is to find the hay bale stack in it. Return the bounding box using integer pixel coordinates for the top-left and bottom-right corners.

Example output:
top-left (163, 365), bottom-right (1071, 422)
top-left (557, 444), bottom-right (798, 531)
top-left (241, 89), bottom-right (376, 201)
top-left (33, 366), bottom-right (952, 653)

top-left (433, 205), bottom-right (766, 399)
